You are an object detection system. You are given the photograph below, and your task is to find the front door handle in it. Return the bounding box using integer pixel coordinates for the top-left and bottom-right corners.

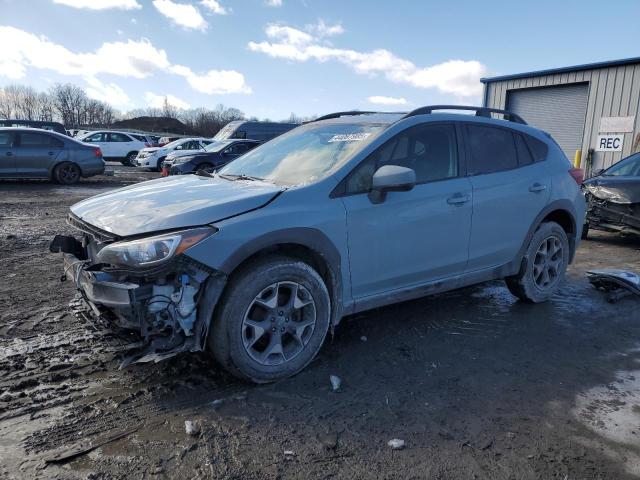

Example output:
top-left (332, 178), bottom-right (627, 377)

top-left (529, 183), bottom-right (547, 193)
top-left (447, 193), bottom-right (471, 205)
top-left (48, 151), bottom-right (55, 155)
top-left (6, 152), bottom-right (13, 156)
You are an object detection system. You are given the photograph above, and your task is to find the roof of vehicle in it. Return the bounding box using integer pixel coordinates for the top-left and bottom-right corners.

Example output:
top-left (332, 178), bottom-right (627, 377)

top-left (0, 126), bottom-right (68, 135)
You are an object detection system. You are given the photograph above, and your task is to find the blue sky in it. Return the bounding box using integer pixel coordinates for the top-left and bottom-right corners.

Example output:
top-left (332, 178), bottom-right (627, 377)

top-left (1, 0), bottom-right (639, 120)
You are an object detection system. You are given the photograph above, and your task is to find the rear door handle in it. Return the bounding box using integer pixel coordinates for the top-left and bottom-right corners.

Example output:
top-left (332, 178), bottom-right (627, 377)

top-left (6, 152), bottom-right (12, 156)
top-left (529, 183), bottom-right (547, 193)
top-left (48, 151), bottom-right (55, 155)
top-left (447, 193), bottom-right (471, 205)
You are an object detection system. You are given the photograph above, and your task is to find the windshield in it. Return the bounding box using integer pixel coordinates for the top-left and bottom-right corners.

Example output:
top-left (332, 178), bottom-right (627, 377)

top-left (213, 123), bottom-right (239, 141)
top-left (204, 140), bottom-right (231, 152)
top-left (218, 123), bottom-right (384, 185)
top-left (603, 152), bottom-right (640, 176)
top-left (164, 139), bottom-right (185, 149)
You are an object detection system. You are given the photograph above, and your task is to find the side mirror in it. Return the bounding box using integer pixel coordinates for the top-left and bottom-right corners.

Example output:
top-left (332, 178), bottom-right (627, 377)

top-left (368, 165), bottom-right (416, 204)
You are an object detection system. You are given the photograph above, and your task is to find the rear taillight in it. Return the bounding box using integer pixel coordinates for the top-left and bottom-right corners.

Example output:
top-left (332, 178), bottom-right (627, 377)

top-left (569, 167), bottom-right (584, 185)
top-left (94, 148), bottom-right (102, 158)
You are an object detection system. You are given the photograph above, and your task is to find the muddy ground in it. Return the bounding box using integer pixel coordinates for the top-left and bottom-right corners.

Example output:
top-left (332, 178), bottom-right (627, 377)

top-left (1, 165), bottom-right (640, 479)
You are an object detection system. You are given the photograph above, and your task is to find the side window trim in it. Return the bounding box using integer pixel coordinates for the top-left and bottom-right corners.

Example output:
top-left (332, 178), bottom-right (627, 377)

top-left (336, 121), bottom-right (461, 198)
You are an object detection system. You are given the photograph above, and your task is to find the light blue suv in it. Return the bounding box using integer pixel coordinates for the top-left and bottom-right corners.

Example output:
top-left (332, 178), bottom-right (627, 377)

top-left (51, 106), bottom-right (586, 382)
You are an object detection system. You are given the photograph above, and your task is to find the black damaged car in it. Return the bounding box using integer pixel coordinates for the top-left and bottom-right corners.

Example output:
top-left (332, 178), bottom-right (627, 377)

top-left (162, 139), bottom-right (261, 176)
top-left (582, 152), bottom-right (640, 238)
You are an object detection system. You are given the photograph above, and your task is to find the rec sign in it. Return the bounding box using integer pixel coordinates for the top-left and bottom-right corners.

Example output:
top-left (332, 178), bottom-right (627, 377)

top-left (596, 134), bottom-right (624, 152)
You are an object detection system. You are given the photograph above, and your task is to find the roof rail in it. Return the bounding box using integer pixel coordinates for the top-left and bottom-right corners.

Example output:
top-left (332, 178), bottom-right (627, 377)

top-left (311, 111), bottom-right (380, 122)
top-left (403, 105), bottom-right (527, 125)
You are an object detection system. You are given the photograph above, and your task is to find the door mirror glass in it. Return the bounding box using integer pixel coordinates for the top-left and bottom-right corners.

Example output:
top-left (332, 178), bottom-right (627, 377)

top-left (368, 165), bottom-right (416, 204)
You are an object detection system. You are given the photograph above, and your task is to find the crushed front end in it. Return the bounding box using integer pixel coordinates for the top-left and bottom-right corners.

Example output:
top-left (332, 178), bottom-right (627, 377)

top-left (583, 185), bottom-right (640, 236)
top-left (50, 213), bottom-right (226, 365)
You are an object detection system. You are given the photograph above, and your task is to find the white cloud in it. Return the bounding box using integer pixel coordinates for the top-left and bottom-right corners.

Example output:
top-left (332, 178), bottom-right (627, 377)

top-left (0, 26), bottom-right (170, 79)
top-left (308, 20), bottom-right (344, 38)
top-left (85, 77), bottom-right (131, 108)
top-left (265, 0), bottom-right (282, 6)
top-left (249, 24), bottom-right (486, 97)
top-left (152, 0), bottom-right (207, 31)
top-left (367, 95), bottom-right (407, 106)
top-left (0, 26), bottom-right (251, 98)
top-left (145, 92), bottom-right (191, 110)
top-left (53, 0), bottom-right (141, 10)
top-left (200, 0), bottom-right (228, 15)
top-left (171, 64), bottom-right (251, 94)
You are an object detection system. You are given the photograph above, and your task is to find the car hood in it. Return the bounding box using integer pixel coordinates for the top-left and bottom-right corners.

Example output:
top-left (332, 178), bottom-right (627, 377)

top-left (140, 147), bottom-right (165, 155)
top-left (70, 175), bottom-right (284, 237)
top-left (583, 176), bottom-right (640, 204)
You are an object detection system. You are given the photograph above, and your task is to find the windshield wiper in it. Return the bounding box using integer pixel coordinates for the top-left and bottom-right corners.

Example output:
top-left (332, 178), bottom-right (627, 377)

top-left (218, 173), bottom-right (265, 182)
top-left (195, 169), bottom-right (216, 178)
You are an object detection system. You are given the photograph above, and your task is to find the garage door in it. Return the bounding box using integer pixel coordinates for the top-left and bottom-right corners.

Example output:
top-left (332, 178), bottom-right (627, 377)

top-left (507, 83), bottom-right (589, 159)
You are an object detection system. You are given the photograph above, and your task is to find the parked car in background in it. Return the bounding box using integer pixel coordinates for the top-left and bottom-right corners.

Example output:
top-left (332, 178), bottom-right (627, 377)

top-left (158, 136), bottom-right (180, 147)
top-left (146, 135), bottom-right (161, 147)
top-left (0, 127), bottom-right (104, 183)
top-left (77, 130), bottom-right (146, 165)
top-left (134, 137), bottom-right (213, 171)
top-left (582, 151), bottom-right (640, 238)
top-left (162, 139), bottom-right (260, 176)
top-left (213, 121), bottom-right (298, 142)
top-left (0, 119), bottom-right (68, 136)
top-left (52, 106), bottom-right (586, 382)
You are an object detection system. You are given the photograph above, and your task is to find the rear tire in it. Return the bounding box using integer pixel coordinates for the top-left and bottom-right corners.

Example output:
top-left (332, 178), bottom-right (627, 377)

top-left (196, 162), bottom-right (214, 172)
top-left (53, 162), bottom-right (81, 185)
top-left (505, 221), bottom-right (570, 303)
top-left (209, 256), bottom-right (331, 383)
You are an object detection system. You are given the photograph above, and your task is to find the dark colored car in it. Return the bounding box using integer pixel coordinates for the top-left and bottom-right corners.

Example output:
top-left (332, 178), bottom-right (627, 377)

top-left (0, 119), bottom-right (68, 136)
top-left (213, 121), bottom-right (298, 142)
top-left (163, 139), bottom-right (260, 176)
top-left (0, 127), bottom-right (105, 184)
top-left (582, 152), bottom-right (640, 238)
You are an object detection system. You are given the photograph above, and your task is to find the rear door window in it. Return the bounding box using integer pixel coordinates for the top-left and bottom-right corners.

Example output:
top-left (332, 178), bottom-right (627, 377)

top-left (108, 133), bottom-right (131, 142)
top-left (466, 124), bottom-right (518, 174)
top-left (515, 134), bottom-right (534, 166)
top-left (19, 132), bottom-right (61, 147)
top-left (524, 134), bottom-right (549, 162)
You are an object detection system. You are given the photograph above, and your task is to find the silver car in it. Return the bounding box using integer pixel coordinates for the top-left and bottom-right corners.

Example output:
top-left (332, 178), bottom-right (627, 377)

top-left (0, 127), bottom-right (105, 184)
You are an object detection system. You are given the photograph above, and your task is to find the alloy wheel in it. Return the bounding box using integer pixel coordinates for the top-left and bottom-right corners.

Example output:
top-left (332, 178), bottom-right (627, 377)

top-left (241, 281), bottom-right (317, 366)
top-left (533, 235), bottom-right (564, 290)
top-left (59, 164), bottom-right (79, 183)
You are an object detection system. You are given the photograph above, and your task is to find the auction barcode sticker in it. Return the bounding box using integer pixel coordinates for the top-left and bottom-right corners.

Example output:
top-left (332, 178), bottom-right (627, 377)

top-left (328, 133), bottom-right (371, 143)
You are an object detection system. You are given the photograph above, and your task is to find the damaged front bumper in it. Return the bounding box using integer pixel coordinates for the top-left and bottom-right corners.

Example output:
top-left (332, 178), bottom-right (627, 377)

top-left (53, 233), bottom-right (226, 366)
top-left (584, 192), bottom-right (640, 236)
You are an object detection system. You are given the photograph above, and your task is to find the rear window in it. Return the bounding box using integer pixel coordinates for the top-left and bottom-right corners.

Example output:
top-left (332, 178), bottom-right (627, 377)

top-left (466, 124), bottom-right (517, 174)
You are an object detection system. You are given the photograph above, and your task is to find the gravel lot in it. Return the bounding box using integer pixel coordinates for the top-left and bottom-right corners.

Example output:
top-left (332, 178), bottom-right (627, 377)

top-left (1, 165), bottom-right (640, 479)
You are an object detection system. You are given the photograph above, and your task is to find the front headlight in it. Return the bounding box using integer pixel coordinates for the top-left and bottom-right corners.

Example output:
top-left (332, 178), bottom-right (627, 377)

top-left (174, 157), bottom-right (193, 164)
top-left (95, 227), bottom-right (216, 268)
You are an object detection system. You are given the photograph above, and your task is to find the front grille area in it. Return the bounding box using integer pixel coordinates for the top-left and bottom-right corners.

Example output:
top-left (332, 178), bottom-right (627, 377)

top-left (67, 213), bottom-right (118, 243)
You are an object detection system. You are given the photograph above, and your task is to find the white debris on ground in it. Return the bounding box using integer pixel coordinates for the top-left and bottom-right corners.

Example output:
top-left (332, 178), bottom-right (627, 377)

top-left (388, 438), bottom-right (405, 450)
top-left (330, 375), bottom-right (341, 392)
top-left (184, 420), bottom-right (200, 436)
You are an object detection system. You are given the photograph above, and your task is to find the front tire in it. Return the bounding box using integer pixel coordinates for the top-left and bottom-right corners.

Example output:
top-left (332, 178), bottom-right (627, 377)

top-left (505, 221), bottom-right (570, 303)
top-left (123, 151), bottom-right (138, 166)
top-left (53, 162), bottom-right (81, 184)
top-left (210, 256), bottom-right (331, 383)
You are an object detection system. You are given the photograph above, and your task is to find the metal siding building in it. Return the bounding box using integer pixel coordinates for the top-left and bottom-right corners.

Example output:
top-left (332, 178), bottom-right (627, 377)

top-left (481, 57), bottom-right (640, 173)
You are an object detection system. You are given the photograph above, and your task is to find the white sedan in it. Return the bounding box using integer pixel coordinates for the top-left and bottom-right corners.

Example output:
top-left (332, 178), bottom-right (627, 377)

top-left (134, 137), bottom-right (212, 171)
